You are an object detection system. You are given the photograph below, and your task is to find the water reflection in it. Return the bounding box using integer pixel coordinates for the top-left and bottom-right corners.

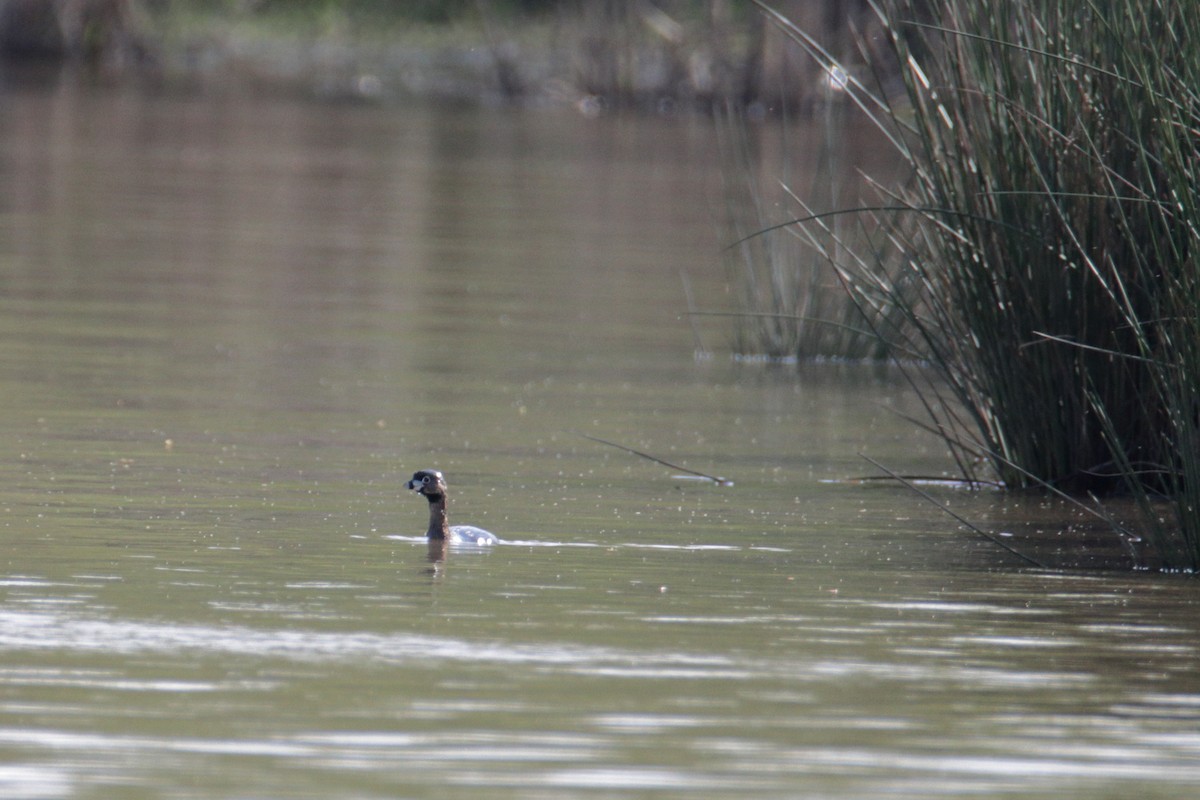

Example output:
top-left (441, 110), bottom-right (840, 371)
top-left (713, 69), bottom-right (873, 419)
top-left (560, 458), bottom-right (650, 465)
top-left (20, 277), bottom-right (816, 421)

top-left (426, 538), bottom-right (448, 576)
top-left (1, 557), bottom-right (1199, 798)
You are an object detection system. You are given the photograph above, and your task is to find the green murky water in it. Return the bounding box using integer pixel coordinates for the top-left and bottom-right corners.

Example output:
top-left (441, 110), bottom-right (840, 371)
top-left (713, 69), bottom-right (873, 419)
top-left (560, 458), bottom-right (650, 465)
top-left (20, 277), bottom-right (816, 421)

top-left (0, 79), bottom-right (1198, 799)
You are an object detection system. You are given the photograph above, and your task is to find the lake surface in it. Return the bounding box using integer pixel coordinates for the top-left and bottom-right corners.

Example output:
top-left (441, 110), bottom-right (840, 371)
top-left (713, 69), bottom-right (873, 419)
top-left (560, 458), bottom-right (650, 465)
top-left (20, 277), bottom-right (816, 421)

top-left (0, 74), bottom-right (1198, 799)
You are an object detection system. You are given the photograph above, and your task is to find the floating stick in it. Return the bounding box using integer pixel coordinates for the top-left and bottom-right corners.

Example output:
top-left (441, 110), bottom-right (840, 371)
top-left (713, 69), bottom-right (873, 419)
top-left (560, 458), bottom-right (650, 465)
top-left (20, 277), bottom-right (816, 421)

top-left (576, 432), bottom-right (734, 487)
top-left (860, 455), bottom-right (1045, 567)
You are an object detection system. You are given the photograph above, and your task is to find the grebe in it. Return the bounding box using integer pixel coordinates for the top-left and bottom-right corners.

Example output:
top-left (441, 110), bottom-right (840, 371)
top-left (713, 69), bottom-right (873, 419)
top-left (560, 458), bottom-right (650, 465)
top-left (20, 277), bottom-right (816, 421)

top-left (405, 469), bottom-right (499, 545)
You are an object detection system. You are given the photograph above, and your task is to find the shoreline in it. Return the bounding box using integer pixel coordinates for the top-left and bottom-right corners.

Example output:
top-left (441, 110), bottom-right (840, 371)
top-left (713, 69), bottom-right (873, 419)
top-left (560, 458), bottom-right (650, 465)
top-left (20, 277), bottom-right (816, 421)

top-left (0, 1), bottom-right (869, 115)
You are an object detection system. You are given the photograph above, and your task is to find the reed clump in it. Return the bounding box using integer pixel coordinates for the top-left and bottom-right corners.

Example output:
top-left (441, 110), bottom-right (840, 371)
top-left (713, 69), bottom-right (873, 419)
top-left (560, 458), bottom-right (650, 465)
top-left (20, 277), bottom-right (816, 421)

top-left (754, 0), bottom-right (1200, 569)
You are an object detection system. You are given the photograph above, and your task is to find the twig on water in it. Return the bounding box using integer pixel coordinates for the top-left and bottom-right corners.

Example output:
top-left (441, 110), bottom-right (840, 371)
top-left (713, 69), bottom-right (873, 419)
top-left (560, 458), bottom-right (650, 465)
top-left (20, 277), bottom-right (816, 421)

top-left (576, 432), bottom-right (734, 487)
top-left (860, 455), bottom-right (1047, 568)
top-left (834, 474), bottom-right (1004, 488)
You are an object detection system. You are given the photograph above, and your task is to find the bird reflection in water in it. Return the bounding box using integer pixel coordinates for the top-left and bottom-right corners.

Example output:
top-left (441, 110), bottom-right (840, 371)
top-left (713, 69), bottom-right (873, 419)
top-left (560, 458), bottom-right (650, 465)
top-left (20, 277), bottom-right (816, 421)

top-left (425, 538), bottom-right (448, 577)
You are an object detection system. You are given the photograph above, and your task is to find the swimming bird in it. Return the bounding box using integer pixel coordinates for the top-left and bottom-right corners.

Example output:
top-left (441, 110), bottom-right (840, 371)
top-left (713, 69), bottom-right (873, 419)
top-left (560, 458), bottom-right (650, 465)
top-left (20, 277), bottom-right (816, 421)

top-left (405, 469), bottom-right (499, 545)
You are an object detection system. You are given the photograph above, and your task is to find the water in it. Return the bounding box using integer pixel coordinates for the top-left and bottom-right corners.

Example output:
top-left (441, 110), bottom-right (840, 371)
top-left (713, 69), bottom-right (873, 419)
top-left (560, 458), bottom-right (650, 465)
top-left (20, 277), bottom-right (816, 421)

top-left (0, 77), bottom-right (1198, 799)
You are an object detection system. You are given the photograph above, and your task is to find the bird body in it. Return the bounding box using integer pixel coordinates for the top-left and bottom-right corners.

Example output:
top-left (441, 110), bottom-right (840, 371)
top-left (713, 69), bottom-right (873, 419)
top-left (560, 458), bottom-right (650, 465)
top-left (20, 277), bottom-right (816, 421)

top-left (405, 469), bottom-right (499, 545)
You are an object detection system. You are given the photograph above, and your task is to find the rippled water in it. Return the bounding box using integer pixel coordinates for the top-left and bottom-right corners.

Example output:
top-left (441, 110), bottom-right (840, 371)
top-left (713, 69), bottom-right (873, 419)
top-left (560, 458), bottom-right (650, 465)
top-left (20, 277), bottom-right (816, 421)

top-left (0, 76), bottom-right (1198, 799)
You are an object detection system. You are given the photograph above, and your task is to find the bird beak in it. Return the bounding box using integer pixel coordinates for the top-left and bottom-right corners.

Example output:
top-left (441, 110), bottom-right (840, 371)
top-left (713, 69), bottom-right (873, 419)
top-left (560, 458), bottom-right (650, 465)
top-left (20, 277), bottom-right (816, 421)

top-left (405, 479), bottom-right (419, 491)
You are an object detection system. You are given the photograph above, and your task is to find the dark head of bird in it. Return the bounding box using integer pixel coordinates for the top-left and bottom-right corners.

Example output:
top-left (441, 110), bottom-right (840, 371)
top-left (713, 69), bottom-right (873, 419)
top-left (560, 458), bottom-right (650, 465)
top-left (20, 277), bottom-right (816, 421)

top-left (406, 469), bottom-right (451, 539)
top-left (405, 469), bottom-right (447, 503)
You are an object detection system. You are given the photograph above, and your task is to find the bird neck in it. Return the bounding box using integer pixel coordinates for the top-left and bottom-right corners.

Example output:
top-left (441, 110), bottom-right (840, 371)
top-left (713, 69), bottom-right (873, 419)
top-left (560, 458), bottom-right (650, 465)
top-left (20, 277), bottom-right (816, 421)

top-left (425, 493), bottom-right (450, 539)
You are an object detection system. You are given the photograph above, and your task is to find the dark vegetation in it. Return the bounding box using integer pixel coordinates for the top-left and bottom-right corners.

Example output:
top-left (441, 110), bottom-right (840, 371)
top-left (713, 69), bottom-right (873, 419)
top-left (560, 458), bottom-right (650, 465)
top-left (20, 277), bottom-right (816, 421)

top-left (0, 1), bottom-right (870, 111)
top-left (744, 0), bottom-right (1200, 571)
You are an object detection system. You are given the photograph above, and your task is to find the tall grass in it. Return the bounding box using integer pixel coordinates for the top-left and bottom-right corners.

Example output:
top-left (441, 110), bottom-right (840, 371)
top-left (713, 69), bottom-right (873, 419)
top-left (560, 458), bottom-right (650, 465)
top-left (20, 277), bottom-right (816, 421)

top-left (717, 102), bottom-right (901, 361)
top-left (754, 0), bottom-right (1200, 569)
